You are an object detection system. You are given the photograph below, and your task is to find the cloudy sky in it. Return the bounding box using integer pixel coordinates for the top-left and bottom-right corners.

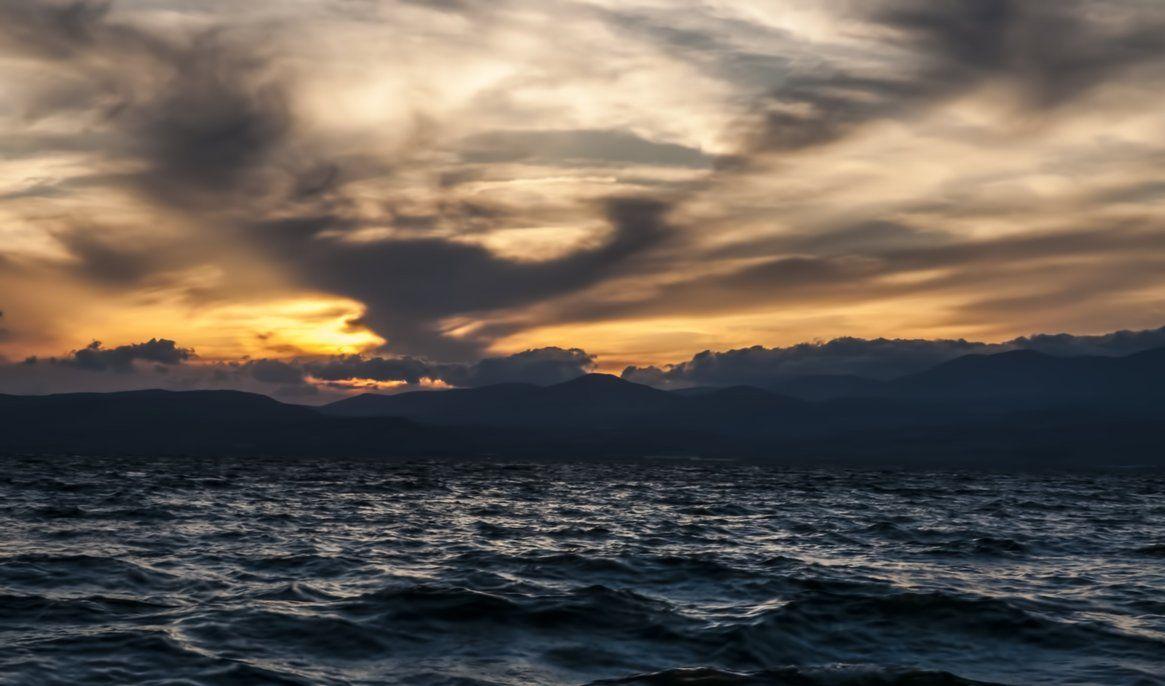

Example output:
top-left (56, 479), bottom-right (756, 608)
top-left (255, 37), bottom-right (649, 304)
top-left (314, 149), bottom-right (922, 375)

top-left (2, 0), bottom-right (1165, 398)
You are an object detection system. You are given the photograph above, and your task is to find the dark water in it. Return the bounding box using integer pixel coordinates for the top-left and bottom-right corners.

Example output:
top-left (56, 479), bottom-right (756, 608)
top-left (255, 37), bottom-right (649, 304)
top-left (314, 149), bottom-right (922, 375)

top-left (1, 457), bottom-right (1162, 686)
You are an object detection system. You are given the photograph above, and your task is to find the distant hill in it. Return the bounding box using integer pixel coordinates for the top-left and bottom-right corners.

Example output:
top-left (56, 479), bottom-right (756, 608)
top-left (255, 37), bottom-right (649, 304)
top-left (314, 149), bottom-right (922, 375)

top-left (4, 349), bottom-right (1165, 467)
top-left (765, 374), bottom-right (886, 401)
top-left (326, 382), bottom-right (543, 421)
top-left (325, 374), bottom-right (683, 427)
top-left (0, 389), bottom-right (454, 457)
top-left (324, 373), bottom-right (818, 435)
top-left (0, 389), bottom-right (318, 425)
top-left (887, 347), bottom-right (1165, 403)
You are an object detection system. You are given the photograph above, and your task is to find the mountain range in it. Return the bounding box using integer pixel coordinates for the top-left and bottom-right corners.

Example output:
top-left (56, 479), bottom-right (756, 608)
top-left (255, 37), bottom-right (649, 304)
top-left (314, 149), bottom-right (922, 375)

top-left (3, 347), bottom-right (1164, 467)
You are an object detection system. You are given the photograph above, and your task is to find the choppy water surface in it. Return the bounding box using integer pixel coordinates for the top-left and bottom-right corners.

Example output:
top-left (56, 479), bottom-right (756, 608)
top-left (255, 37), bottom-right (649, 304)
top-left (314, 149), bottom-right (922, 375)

top-left (1, 456), bottom-right (1162, 686)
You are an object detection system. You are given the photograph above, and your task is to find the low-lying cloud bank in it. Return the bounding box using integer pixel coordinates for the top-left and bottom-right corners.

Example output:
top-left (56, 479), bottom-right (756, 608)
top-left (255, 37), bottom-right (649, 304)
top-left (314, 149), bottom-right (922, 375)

top-left (262, 346), bottom-right (595, 391)
top-left (0, 344), bottom-right (596, 401)
top-left (55, 339), bottom-right (193, 372)
top-left (3, 326), bottom-right (1165, 402)
top-left (621, 326), bottom-right (1165, 388)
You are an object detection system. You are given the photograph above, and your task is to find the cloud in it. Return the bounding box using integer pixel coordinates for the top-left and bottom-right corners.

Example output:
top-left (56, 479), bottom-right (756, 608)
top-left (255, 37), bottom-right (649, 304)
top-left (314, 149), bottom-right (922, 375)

top-left (877, 0), bottom-right (1165, 108)
top-left (437, 347), bottom-right (595, 386)
top-left (5, 325), bottom-right (1165, 402)
top-left (743, 0), bottom-right (1165, 154)
top-left (301, 346), bottom-right (595, 387)
top-left (0, 341), bottom-right (288, 399)
top-left (1012, 327), bottom-right (1165, 357)
top-left (459, 129), bottom-right (712, 168)
top-left (0, 0), bottom-right (295, 206)
top-left (2, 0), bottom-right (1165, 367)
top-left (304, 355), bottom-right (431, 385)
top-left (57, 338), bottom-right (193, 373)
top-left (241, 358), bottom-right (306, 385)
top-left (284, 196), bottom-right (675, 359)
top-left (623, 337), bottom-right (994, 387)
top-left (52, 229), bottom-right (161, 286)
top-left (534, 221), bottom-right (1165, 337)
top-left (622, 325), bottom-right (1165, 388)
top-left (1, 2), bottom-right (689, 361)
top-left (0, 339), bottom-right (595, 401)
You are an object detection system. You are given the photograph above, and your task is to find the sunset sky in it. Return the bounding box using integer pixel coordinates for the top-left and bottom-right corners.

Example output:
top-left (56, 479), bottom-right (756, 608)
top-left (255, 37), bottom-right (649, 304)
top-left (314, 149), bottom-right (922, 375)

top-left (3, 0), bottom-right (1165, 398)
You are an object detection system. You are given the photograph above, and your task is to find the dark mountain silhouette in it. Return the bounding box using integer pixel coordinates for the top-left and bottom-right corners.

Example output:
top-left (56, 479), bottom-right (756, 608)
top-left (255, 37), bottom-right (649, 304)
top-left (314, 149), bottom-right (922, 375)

top-left (4, 348), bottom-right (1165, 466)
top-left (327, 383), bottom-right (542, 421)
top-left (325, 374), bottom-right (686, 428)
top-left (0, 389), bottom-right (456, 457)
top-left (323, 373), bottom-right (823, 436)
top-left (886, 347), bottom-right (1165, 403)
top-left (0, 389), bottom-right (318, 425)
top-left (663, 386), bottom-right (823, 437)
top-left (765, 374), bottom-right (885, 401)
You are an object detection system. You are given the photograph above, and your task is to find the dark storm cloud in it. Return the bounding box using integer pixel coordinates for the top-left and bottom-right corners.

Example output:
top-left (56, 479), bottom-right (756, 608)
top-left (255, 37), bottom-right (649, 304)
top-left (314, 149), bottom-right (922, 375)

top-left (287, 196), bottom-right (674, 359)
top-left (747, 0), bottom-right (1165, 152)
top-left (0, 0), bottom-right (294, 205)
top-left (0, 0), bottom-right (114, 59)
top-left (57, 338), bottom-right (193, 373)
top-left (878, 0), bottom-right (1165, 108)
top-left (53, 229), bottom-right (160, 286)
top-left (622, 325), bottom-right (1165, 387)
top-left (380, 199), bottom-right (518, 238)
top-left (127, 40), bottom-right (291, 203)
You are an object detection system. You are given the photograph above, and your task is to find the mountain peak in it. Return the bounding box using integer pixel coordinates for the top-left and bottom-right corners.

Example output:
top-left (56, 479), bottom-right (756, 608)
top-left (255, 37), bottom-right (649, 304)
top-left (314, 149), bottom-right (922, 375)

top-left (557, 373), bottom-right (630, 387)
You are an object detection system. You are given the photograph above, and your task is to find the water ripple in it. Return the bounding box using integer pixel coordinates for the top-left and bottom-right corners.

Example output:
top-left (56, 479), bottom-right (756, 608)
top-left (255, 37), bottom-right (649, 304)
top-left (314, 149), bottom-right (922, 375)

top-left (0, 456), bottom-right (1162, 686)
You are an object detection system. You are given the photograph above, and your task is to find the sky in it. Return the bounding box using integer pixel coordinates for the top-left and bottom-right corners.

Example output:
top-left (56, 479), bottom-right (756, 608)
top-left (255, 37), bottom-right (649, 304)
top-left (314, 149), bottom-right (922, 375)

top-left (2, 0), bottom-right (1165, 399)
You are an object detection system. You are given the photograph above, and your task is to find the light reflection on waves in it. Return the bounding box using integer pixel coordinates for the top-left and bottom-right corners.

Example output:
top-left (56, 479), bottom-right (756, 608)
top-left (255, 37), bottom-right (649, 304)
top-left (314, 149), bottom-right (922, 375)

top-left (0, 456), bottom-right (1163, 686)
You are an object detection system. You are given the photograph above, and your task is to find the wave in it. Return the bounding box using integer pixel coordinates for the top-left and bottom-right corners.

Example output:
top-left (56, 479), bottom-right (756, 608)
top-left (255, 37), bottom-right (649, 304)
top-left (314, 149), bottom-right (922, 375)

top-left (0, 553), bottom-right (181, 591)
top-left (247, 553), bottom-right (368, 577)
top-left (707, 588), bottom-right (1165, 668)
top-left (18, 630), bottom-right (316, 685)
top-left (922, 537), bottom-right (1029, 558)
top-left (0, 592), bottom-right (178, 626)
top-left (26, 505), bottom-right (87, 519)
top-left (178, 608), bottom-right (390, 659)
top-left (2, 457), bottom-right (1161, 685)
top-left (589, 666), bottom-right (1004, 686)
top-left (339, 583), bottom-right (684, 636)
top-left (1133, 543), bottom-right (1165, 557)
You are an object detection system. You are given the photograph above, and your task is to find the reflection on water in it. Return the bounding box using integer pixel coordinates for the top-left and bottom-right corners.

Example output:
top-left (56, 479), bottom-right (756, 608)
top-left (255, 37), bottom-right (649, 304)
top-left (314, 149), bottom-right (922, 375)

top-left (1, 456), bottom-right (1162, 685)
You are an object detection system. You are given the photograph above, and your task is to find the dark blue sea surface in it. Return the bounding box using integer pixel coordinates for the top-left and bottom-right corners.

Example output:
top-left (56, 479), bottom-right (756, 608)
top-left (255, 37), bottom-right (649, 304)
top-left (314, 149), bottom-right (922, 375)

top-left (0, 456), bottom-right (1162, 686)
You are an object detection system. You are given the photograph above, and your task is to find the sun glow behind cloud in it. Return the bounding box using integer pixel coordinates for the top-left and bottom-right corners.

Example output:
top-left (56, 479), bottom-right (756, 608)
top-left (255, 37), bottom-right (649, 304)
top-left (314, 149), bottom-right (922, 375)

top-left (190, 298), bottom-right (386, 359)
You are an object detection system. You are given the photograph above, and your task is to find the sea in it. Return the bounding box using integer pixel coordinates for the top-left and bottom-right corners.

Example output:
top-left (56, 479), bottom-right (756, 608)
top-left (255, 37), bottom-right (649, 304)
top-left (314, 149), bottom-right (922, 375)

top-left (1, 456), bottom-right (1162, 686)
